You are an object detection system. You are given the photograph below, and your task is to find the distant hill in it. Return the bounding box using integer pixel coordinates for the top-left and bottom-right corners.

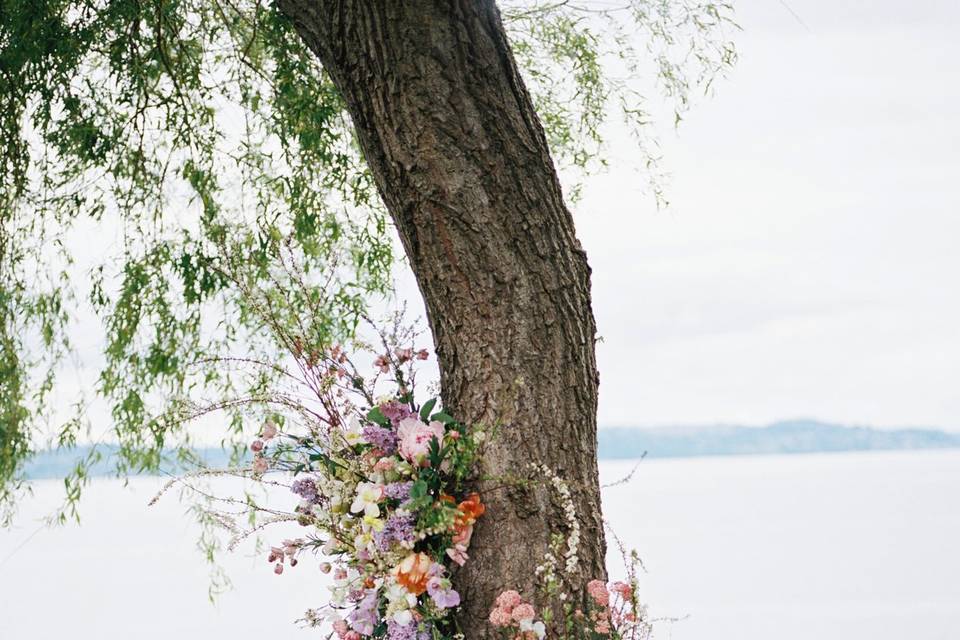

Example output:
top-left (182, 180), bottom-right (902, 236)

top-left (598, 420), bottom-right (960, 459)
top-left (21, 420), bottom-right (960, 479)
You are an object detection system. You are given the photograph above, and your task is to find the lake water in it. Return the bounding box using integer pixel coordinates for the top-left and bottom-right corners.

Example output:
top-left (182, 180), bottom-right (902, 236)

top-left (1, 450), bottom-right (958, 639)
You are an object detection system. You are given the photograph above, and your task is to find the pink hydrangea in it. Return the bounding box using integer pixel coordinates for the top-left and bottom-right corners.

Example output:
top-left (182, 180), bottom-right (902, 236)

top-left (396, 417), bottom-right (445, 465)
top-left (495, 590), bottom-right (523, 613)
top-left (511, 603), bottom-right (536, 622)
top-left (489, 607), bottom-right (513, 627)
top-left (587, 579), bottom-right (610, 607)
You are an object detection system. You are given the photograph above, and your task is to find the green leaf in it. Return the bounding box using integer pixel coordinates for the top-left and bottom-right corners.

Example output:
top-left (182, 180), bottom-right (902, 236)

top-left (366, 406), bottom-right (389, 427)
top-left (430, 411), bottom-right (456, 425)
top-left (419, 398), bottom-right (437, 421)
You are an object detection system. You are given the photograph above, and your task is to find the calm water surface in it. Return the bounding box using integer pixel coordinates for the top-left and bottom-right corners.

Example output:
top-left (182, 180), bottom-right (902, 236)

top-left (1, 450), bottom-right (957, 639)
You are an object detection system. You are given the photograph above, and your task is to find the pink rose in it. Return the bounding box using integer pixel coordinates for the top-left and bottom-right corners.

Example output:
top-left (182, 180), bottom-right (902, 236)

top-left (396, 417), bottom-right (445, 465)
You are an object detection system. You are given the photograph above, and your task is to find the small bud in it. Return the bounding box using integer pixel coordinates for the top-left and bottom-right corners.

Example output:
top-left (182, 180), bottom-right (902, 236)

top-left (262, 421), bottom-right (278, 440)
top-left (274, 563), bottom-right (284, 575)
top-left (319, 562), bottom-right (332, 574)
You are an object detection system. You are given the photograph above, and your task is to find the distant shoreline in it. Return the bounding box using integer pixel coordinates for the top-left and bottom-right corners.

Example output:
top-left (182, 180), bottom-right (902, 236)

top-left (22, 420), bottom-right (960, 479)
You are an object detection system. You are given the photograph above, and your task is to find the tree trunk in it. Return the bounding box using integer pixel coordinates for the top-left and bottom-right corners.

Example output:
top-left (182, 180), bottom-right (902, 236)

top-left (276, 0), bottom-right (606, 635)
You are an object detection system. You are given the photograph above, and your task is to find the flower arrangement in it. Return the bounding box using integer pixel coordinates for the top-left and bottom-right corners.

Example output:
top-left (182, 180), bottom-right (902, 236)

top-left (246, 339), bottom-right (485, 640)
top-left (149, 311), bottom-right (655, 640)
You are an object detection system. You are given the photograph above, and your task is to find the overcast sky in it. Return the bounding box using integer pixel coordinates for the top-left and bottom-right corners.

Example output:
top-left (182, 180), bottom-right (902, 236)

top-left (579, 0), bottom-right (960, 428)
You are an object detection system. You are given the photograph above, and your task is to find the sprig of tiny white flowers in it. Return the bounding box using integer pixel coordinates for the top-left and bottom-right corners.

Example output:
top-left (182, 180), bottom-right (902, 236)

top-left (530, 462), bottom-right (580, 575)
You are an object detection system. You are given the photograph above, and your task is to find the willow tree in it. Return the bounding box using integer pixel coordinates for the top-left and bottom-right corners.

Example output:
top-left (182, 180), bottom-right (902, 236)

top-left (0, 0), bottom-right (735, 634)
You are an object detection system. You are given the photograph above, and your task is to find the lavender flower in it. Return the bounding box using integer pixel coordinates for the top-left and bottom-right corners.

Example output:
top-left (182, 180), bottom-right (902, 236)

top-left (290, 477), bottom-right (319, 503)
top-left (427, 576), bottom-right (460, 609)
top-left (380, 401), bottom-right (413, 425)
top-left (362, 423), bottom-right (398, 454)
top-left (383, 481), bottom-right (414, 502)
top-left (347, 590), bottom-right (379, 635)
top-left (374, 513), bottom-right (415, 551)
top-left (386, 620), bottom-right (431, 640)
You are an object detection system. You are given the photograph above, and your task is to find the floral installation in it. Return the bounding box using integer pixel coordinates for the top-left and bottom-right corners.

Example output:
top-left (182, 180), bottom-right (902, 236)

top-left (252, 342), bottom-right (486, 640)
top-left (148, 306), bottom-right (656, 639)
top-left (151, 316), bottom-right (486, 640)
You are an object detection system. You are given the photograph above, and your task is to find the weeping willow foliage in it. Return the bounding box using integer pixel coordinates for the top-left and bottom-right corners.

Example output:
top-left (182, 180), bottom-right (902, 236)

top-left (0, 0), bottom-right (736, 523)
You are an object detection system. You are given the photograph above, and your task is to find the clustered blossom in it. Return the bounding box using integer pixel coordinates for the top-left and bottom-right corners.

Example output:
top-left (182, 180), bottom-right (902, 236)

top-left (576, 578), bottom-right (650, 639)
top-left (362, 424), bottom-right (399, 454)
top-left (384, 481), bottom-right (414, 502)
top-left (375, 513), bottom-right (416, 552)
top-left (530, 462), bottom-right (580, 576)
top-left (290, 477), bottom-right (319, 503)
top-left (256, 343), bottom-right (484, 640)
top-left (488, 590), bottom-right (546, 640)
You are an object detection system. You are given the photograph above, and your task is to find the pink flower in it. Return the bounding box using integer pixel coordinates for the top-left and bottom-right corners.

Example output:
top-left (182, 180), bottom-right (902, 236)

top-left (416, 349), bottom-right (429, 360)
top-left (396, 417), bottom-right (445, 465)
top-left (373, 458), bottom-right (395, 472)
top-left (333, 619), bottom-right (349, 638)
top-left (344, 633), bottom-right (361, 640)
top-left (374, 354), bottom-right (390, 373)
top-left (587, 579), bottom-right (610, 607)
top-left (394, 347), bottom-right (414, 362)
top-left (250, 439), bottom-right (264, 453)
top-left (252, 457), bottom-right (269, 474)
top-left (495, 590), bottom-right (523, 613)
top-left (274, 563), bottom-right (284, 575)
top-left (511, 603), bottom-right (536, 622)
top-left (452, 523), bottom-right (473, 546)
top-left (446, 544), bottom-right (469, 566)
top-left (488, 607), bottom-right (512, 627)
top-left (595, 620), bottom-right (611, 635)
top-left (611, 581), bottom-right (632, 598)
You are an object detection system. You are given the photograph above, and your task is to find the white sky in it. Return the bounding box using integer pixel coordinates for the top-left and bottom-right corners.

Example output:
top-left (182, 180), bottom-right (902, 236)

top-left (579, 0), bottom-right (960, 428)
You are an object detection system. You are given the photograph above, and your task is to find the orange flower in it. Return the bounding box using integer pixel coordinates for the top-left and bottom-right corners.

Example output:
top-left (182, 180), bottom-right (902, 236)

top-left (392, 552), bottom-right (432, 595)
top-left (455, 493), bottom-right (485, 530)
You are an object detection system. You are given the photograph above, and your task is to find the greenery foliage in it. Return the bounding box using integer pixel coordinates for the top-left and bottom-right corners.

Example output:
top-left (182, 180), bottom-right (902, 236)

top-left (0, 0), bottom-right (736, 522)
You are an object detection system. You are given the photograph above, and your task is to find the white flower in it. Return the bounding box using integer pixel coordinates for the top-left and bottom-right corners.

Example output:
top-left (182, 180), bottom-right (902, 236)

top-left (344, 416), bottom-right (365, 446)
top-left (392, 609), bottom-right (413, 625)
top-left (520, 620), bottom-right (546, 639)
top-left (351, 482), bottom-right (384, 517)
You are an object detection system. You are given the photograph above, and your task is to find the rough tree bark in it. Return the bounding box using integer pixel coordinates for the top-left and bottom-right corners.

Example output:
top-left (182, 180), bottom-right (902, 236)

top-left (276, 1), bottom-right (606, 635)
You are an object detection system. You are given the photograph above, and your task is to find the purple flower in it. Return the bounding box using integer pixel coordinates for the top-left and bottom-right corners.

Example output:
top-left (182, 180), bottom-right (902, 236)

top-left (348, 590), bottom-right (379, 635)
top-left (383, 481), bottom-right (414, 502)
top-left (374, 513), bottom-right (415, 552)
top-left (362, 424), bottom-right (398, 454)
top-left (427, 576), bottom-right (460, 609)
top-left (380, 401), bottom-right (413, 425)
top-left (386, 620), bottom-right (431, 640)
top-left (290, 477), bottom-right (319, 503)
